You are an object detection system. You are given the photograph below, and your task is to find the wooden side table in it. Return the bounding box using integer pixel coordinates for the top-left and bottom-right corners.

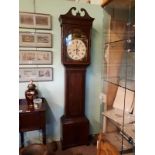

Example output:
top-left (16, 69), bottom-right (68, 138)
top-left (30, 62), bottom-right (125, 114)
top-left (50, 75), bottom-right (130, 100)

top-left (19, 98), bottom-right (47, 147)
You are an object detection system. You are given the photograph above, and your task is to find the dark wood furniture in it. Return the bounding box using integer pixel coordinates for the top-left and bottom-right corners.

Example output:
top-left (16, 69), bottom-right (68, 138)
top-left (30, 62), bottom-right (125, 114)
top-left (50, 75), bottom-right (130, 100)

top-left (59, 7), bottom-right (94, 149)
top-left (19, 98), bottom-right (47, 147)
top-left (61, 116), bottom-right (89, 149)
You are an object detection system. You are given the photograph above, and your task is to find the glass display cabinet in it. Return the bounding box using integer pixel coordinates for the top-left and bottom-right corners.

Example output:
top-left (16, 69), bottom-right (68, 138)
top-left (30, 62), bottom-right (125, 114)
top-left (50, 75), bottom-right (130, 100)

top-left (101, 0), bottom-right (135, 154)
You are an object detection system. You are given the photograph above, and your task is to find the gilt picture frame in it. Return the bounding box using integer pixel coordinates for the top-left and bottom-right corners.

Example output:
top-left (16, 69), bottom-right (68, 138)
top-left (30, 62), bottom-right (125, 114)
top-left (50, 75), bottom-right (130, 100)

top-left (19, 67), bottom-right (53, 82)
top-left (19, 50), bottom-right (53, 65)
top-left (19, 32), bottom-right (52, 48)
top-left (19, 12), bottom-right (52, 29)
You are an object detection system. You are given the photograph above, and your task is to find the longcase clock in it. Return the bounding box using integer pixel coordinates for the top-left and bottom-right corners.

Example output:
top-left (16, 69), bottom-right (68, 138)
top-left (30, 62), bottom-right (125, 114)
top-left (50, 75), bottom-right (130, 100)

top-left (59, 7), bottom-right (94, 149)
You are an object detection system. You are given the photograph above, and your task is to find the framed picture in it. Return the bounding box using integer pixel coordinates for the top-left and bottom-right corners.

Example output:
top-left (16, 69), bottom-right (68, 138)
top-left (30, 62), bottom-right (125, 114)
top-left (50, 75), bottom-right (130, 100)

top-left (19, 67), bottom-right (53, 82)
top-left (19, 12), bottom-right (52, 29)
top-left (19, 50), bottom-right (53, 65)
top-left (19, 32), bottom-right (52, 48)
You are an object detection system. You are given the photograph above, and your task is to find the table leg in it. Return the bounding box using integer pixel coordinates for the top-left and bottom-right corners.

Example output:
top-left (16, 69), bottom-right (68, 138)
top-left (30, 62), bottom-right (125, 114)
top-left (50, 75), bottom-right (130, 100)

top-left (20, 132), bottom-right (24, 147)
top-left (42, 128), bottom-right (46, 144)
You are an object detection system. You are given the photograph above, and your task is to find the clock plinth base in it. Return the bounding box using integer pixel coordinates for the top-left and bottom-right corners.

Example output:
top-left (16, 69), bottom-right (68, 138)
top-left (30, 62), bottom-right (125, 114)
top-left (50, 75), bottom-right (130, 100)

top-left (60, 115), bottom-right (89, 150)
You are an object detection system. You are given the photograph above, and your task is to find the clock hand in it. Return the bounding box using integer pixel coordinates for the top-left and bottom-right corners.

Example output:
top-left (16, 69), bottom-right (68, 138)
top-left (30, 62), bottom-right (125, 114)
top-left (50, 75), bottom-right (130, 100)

top-left (75, 44), bottom-right (78, 55)
top-left (76, 49), bottom-right (79, 56)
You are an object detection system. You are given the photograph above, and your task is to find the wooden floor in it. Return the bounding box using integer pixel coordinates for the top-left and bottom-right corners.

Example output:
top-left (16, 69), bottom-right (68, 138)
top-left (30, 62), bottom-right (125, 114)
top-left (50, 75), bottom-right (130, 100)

top-left (19, 134), bottom-right (134, 155)
top-left (55, 143), bottom-right (97, 155)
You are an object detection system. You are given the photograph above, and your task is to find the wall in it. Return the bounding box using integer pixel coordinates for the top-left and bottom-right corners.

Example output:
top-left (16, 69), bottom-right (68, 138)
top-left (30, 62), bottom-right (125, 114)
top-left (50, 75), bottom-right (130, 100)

top-left (19, 0), bottom-right (108, 144)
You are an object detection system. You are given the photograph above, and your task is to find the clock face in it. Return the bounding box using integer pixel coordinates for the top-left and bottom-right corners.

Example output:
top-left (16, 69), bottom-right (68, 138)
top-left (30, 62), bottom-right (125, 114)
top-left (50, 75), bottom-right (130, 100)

top-left (67, 39), bottom-right (86, 60)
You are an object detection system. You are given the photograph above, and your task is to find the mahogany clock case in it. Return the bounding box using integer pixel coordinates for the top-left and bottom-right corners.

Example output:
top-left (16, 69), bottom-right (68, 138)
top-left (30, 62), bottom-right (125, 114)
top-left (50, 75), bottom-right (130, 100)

top-left (61, 116), bottom-right (89, 150)
top-left (59, 7), bottom-right (94, 66)
top-left (64, 67), bottom-right (86, 117)
top-left (59, 7), bottom-right (94, 149)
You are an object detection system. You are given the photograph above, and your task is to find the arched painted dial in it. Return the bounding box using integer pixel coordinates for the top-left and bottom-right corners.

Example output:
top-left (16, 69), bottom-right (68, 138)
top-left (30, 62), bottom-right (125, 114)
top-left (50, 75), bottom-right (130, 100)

top-left (67, 39), bottom-right (86, 60)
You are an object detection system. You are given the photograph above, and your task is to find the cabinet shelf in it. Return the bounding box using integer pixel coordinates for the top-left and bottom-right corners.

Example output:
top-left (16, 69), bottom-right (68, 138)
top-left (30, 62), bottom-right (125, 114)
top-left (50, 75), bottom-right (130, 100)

top-left (103, 79), bottom-right (135, 91)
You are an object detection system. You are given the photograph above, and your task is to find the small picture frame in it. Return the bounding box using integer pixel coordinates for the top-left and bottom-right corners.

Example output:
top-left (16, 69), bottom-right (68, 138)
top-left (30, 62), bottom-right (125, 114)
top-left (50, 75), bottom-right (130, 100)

top-left (19, 12), bottom-right (52, 29)
top-left (19, 32), bottom-right (52, 48)
top-left (19, 67), bottom-right (53, 82)
top-left (19, 50), bottom-right (53, 65)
